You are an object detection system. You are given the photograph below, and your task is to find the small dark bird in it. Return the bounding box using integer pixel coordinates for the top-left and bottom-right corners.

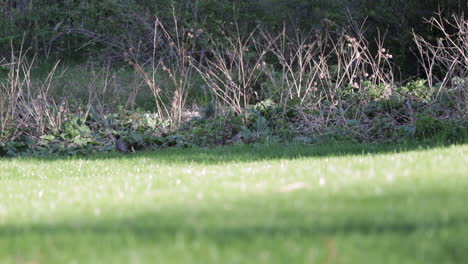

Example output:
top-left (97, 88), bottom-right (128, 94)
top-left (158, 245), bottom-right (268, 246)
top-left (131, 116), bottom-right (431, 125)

top-left (114, 134), bottom-right (130, 153)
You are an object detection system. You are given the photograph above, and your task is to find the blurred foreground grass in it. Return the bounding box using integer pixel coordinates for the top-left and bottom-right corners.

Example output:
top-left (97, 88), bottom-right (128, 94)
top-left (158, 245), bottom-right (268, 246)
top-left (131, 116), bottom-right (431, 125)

top-left (0, 144), bottom-right (467, 263)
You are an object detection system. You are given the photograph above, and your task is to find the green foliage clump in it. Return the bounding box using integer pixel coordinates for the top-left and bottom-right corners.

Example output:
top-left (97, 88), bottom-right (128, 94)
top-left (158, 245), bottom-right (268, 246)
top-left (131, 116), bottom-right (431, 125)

top-left (180, 114), bottom-right (243, 146)
top-left (414, 115), bottom-right (467, 144)
top-left (398, 79), bottom-right (434, 103)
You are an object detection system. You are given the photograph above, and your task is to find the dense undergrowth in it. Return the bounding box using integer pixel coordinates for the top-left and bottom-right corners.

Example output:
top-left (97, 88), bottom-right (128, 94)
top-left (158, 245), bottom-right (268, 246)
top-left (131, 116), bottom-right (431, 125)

top-left (0, 97), bottom-right (466, 157)
top-left (0, 12), bottom-right (467, 157)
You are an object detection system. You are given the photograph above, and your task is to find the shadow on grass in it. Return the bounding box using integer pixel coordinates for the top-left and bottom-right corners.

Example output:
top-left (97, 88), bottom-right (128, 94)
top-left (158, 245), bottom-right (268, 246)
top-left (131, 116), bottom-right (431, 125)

top-left (3, 212), bottom-right (467, 241)
top-left (2, 191), bottom-right (468, 241)
top-left (16, 143), bottom-right (460, 165)
top-left (1, 197), bottom-right (467, 264)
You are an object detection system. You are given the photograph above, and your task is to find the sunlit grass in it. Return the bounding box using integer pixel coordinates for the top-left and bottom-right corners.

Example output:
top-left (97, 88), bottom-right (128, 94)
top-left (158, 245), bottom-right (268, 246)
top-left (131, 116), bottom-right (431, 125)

top-left (0, 144), bottom-right (467, 263)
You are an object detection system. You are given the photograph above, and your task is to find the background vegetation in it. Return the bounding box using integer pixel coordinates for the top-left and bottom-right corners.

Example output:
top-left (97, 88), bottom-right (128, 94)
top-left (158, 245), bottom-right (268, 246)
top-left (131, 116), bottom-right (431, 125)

top-left (1, 0), bottom-right (466, 71)
top-left (0, 0), bottom-right (467, 156)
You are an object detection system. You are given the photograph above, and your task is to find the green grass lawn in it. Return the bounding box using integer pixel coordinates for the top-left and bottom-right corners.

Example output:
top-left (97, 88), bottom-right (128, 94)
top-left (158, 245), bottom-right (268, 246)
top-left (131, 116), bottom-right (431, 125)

top-left (0, 144), bottom-right (467, 264)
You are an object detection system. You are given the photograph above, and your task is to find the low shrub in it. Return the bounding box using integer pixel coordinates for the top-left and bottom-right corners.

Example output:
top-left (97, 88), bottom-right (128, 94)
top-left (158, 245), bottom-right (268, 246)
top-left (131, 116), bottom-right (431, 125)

top-left (414, 115), bottom-right (467, 144)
